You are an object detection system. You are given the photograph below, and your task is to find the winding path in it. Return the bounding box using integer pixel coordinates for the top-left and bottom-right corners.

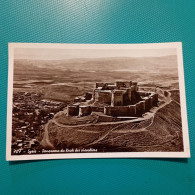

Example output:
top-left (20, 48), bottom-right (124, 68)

top-left (40, 122), bottom-right (54, 148)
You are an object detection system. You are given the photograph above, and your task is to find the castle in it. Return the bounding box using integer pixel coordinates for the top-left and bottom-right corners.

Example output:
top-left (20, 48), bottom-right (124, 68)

top-left (67, 81), bottom-right (158, 119)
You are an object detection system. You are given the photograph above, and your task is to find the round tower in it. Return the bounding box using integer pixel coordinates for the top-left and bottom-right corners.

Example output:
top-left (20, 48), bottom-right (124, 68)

top-left (67, 105), bottom-right (79, 116)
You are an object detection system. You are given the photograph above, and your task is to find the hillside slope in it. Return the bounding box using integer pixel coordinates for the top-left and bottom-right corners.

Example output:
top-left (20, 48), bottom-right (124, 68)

top-left (44, 90), bottom-right (183, 152)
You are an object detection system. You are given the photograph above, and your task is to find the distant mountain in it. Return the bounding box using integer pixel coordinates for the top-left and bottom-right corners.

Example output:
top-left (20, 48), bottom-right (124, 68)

top-left (14, 55), bottom-right (177, 73)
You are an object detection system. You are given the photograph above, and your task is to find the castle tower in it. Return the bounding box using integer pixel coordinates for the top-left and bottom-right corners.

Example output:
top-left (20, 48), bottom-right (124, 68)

top-left (111, 90), bottom-right (124, 106)
top-left (126, 88), bottom-right (132, 102)
top-left (96, 82), bottom-right (106, 88)
top-left (67, 105), bottom-right (79, 116)
top-left (149, 96), bottom-right (154, 109)
top-left (132, 82), bottom-right (138, 91)
top-left (94, 90), bottom-right (112, 104)
top-left (129, 80), bottom-right (132, 86)
top-left (104, 106), bottom-right (112, 116)
top-left (143, 97), bottom-right (150, 111)
top-left (123, 88), bottom-right (132, 105)
top-left (85, 92), bottom-right (92, 100)
top-left (79, 106), bottom-right (91, 117)
top-left (116, 81), bottom-right (131, 89)
top-left (153, 93), bottom-right (158, 106)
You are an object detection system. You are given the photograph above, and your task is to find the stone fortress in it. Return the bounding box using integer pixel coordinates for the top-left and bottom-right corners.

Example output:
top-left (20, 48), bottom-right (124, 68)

top-left (67, 81), bottom-right (158, 119)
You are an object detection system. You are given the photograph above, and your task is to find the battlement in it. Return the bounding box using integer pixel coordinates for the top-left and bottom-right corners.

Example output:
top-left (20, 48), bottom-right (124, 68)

top-left (116, 81), bottom-right (132, 88)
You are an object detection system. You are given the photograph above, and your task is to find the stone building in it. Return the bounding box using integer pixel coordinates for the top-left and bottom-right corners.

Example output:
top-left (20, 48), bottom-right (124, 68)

top-left (67, 81), bottom-right (158, 118)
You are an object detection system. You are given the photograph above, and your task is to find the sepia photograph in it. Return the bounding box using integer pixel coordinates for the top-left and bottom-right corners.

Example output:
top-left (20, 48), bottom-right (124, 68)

top-left (6, 43), bottom-right (190, 160)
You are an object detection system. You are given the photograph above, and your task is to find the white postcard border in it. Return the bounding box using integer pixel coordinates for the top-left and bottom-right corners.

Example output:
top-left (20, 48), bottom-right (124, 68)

top-left (6, 42), bottom-right (190, 161)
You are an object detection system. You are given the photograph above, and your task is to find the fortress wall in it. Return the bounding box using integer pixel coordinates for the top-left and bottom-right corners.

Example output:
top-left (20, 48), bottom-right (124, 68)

top-left (155, 93), bottom-right (158, 101)
top-left (149, 96), bottom-right (154, 109)
top-left (98, 91), bottom-right (112, 104)
top-left (96, 82), bottom-right (106, 88)
top-left (150, 94), bottom-right (156, 106)
top-left (152, 93), bottom-right (158, 106)
top-left (74, 96), bottom-right (86, 102)
top-left (123, 81), bottom-right (131, 88)
top-left (104, 106), bottom-right (112, 116)
top-left (149, 93), bottom-right (158, 106)
top-left (140, 100), bottom-right (146, 112)
top-left (94, 90), bottom-right (112, 104)
top-left (144, 97), bottom-right (150, 111)
top-left (67, 105), bottom-right (79, 116)
top-left (155, 93), bottom-right (159, 102)
top-left (116, 81), bottom-right (124, 88)
top-left (111, 91), bottom-right (124, 106)
top-left (132, 82), bottom-right (138, 91)
top-left (123, 92), bottom-right (131, 106)
top-left (96, 82), bottom-right (115, 89)
top-left (98, 115), bottom-right (114, 122)
top-left (126, 88), bottom-right (132, 101)
top-left (130, 86), bottom-right (136, 92)
top-left (85, 92), bottom-right (93, 100)
top-left (106, 82), bottom-right (115, 85)
top-left (107, 85), bottom-right (117, 90)
top-left (67, 81), bottom-right (156, 118)
top-left (104, 106), bottom-right (130, 116)
top-left (92, 89), bottom-right (96, 100)
top-left (137, 91), bottom-right (150, 97)
top-left (79, 106), bottom-right (92, 117)
top-left (136, 102), bottom-right (144, 116)
top-left (129, 105), bottom-right (136, 116)
top-left (116, 81), bottom-right (131, 88)
top-left (130, 81), bottom-right (132, 86)
top-left (91, 106), bottom-right (104, 113)
top-left (94, 90), bottom-right (99, 101)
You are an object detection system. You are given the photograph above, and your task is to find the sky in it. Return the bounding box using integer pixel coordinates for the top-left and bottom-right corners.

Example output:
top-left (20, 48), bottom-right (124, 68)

top-left (14, 48), bottom-right (177, 60)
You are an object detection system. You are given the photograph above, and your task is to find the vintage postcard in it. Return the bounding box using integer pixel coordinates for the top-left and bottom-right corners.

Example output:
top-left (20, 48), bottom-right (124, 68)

top-left (6, 42), bottom-right (190, 161)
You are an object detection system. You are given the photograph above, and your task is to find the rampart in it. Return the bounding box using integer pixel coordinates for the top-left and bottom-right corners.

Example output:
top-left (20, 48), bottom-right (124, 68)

top-left (91, 106), bottom-right (104, 113)
top-left (104, 106), bottom-right (130, 116)
top-left (116, 81), bottom-right (132, 88)
top-left (111, 90), bottom-right (124, 106)
top-left (79, 106), bottom-right (92, 117)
